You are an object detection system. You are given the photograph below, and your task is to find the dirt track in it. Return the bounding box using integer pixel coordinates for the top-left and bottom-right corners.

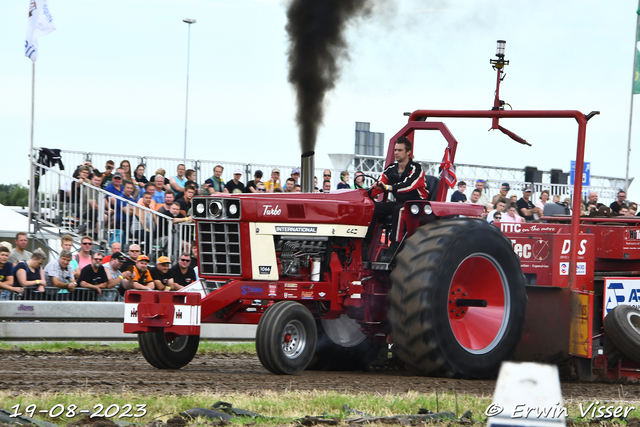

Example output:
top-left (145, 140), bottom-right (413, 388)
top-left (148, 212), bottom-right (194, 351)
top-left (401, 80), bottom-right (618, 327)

top-left (0, 349), bottom-right (639, 401)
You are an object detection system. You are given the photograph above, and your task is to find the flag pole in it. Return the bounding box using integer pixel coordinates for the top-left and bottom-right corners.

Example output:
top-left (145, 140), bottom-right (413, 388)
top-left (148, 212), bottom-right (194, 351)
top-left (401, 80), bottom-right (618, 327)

top-left (27, 62), bottom-right (36, 234)
top-left (625, 2), bottom-right (640, 192)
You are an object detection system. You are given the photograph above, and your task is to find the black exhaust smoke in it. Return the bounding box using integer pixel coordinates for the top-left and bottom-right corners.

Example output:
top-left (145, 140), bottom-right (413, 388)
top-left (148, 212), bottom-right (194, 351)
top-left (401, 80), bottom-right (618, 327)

top-left (286, 0), bottom-right (372, 154)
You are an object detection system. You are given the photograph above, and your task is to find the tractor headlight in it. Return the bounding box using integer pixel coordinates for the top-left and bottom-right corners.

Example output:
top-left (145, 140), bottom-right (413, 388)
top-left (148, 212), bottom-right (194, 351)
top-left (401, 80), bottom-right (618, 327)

top-left (196, 203), bottom-right (205, 214)
top-left (228, 204), bottom-right (238, 216)
top-left (410, 204), bottom-right (420, 215)
top-left (424, 204), bottom-right (433, 215)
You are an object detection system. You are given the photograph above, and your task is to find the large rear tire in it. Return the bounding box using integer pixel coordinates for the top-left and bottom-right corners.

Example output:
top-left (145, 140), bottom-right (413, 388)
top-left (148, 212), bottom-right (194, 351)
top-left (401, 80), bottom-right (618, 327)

top-left (604, 304), bottom-right (640, 363)
top-left (256, 301), bottom-right (317, 375)
top-left (138, 330), bottom-right (200, 369)
top-left (306, 316), bottom-right (383, 371)
top-left (388, 218), bottom-right (526, 378)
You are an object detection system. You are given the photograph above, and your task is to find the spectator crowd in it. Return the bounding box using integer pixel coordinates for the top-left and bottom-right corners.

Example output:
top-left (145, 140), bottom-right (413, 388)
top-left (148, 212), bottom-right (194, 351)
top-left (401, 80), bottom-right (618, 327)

top-left (448, 180), bottom-right (638, 224)
top-left (0, 232), bottom-right (199, 301)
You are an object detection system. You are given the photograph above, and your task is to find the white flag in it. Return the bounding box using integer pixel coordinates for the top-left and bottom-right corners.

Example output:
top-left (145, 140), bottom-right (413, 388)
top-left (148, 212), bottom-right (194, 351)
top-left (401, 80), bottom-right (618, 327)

top-left (25, 0), bottom-right (56, 62)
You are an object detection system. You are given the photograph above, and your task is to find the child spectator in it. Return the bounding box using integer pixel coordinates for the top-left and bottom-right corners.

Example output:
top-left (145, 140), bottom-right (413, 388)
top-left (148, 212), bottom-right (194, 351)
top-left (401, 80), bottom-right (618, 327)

top-left (450, 181), bottom-right (467, 202)
top-left (102, 160), bottom-right (115, 188)
top-left (337, 171), bottom-right (351, 189)
top-left (185, 169), bottom-right (202, 195)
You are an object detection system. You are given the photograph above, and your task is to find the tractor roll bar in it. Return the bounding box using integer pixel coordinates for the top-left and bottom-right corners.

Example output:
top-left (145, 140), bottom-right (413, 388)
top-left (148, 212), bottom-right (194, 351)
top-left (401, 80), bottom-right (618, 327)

top-left (386, 108), bottom-right (599, 288)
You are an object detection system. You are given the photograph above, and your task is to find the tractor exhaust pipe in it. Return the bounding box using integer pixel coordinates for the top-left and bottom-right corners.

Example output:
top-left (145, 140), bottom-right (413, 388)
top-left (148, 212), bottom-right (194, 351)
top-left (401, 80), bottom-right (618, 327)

top-left (301, 151), bottom-right (315, 193)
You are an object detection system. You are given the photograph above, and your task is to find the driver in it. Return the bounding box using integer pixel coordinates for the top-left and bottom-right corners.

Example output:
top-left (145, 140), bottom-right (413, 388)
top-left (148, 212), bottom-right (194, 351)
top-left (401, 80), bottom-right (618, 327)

top-left (367, 136), bottom-right (429, 249)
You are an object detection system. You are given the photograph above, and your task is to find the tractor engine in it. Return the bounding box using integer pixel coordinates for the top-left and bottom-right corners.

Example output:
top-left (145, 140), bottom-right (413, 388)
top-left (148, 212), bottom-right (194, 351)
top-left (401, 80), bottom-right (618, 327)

top-left (276, 236), bottom-right (328, 278)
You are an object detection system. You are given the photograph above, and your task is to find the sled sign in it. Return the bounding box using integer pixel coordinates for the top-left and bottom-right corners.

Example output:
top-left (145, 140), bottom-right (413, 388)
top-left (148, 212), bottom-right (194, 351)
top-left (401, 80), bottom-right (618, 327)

top-left (603, 278), bottom-right (640, 319)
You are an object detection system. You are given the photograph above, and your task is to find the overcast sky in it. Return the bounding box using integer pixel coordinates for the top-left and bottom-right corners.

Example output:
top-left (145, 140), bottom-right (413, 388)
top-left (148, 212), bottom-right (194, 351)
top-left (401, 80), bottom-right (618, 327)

top-left (1, 0), bottom-right (639, 199)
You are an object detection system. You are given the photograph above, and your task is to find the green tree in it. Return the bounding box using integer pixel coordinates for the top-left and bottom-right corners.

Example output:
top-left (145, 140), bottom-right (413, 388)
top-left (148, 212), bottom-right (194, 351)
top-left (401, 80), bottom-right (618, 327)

top-left (0, 184), bottom-right (29, 207)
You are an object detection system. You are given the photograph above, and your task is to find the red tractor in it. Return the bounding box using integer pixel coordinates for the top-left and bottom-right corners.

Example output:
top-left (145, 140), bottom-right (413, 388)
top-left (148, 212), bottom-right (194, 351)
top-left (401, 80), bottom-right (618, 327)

top-left (124, 43), bottom-right (640, 381)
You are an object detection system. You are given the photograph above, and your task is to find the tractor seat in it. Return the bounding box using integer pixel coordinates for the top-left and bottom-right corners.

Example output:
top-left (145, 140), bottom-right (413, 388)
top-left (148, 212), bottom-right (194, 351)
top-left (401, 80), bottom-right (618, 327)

top-left (424, 175), bottom-right (440, 201)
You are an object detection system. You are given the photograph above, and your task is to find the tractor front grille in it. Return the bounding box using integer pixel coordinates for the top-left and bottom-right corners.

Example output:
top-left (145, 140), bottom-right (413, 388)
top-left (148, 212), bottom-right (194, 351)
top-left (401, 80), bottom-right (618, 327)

top-left (198, 222), bottom-right (241, 276)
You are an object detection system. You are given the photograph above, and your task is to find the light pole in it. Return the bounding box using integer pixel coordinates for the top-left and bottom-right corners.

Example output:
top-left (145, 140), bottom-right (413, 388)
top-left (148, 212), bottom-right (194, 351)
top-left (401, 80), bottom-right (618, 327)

top-left (183, 18), bottom-right (196, 163)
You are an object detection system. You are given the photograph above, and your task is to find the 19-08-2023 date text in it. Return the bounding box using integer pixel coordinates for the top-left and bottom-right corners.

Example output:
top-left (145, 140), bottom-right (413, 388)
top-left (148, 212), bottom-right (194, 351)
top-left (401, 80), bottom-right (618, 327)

top-left (10, 403), bottom-right (147, 419)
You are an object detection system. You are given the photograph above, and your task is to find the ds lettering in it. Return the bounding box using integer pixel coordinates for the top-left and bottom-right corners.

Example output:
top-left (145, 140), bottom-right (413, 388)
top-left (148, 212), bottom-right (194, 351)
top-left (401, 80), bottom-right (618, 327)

top-left (561, 239), bottom-right (587, 255)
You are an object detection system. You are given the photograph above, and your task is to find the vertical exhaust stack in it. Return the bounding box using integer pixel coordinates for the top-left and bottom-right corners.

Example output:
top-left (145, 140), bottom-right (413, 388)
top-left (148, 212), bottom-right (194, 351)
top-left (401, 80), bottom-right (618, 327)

top-left (301, 151), bottom-right (315, 193)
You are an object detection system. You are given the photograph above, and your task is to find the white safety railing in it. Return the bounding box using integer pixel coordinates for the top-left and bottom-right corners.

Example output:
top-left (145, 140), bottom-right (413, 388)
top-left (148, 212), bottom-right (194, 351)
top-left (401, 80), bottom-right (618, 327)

top-left (33, 163), bottom-right (195, 262)
top-left (34, 148), bottom-right (627, 207)
top-left (36, 148), bottom-right (337, 192)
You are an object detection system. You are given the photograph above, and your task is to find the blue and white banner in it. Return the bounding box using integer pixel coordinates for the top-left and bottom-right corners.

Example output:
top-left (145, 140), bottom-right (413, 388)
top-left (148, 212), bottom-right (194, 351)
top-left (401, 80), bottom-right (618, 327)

top-left (603, 278), bottom-right (640, 319)
top-left (25, 0), bottom-right (56, 62)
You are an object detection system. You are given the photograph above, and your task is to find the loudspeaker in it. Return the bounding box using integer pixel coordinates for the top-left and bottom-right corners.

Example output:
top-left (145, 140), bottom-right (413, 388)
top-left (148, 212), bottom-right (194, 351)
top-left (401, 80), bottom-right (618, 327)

top-left (550, 169), bottom-right (568, 184)
top-left (525, 166), bottom-right (543, 183)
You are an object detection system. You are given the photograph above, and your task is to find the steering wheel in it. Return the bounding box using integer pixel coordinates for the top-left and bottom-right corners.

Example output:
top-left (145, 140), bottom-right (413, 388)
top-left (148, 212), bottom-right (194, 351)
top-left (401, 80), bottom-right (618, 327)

top-left (359, 173), bottom-right (390, 203)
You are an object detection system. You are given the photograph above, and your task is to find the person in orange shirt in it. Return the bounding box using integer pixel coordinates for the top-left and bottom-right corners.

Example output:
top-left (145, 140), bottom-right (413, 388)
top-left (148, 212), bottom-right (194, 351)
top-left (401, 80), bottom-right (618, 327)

top-left (131, 254), bottom-right (154, 291)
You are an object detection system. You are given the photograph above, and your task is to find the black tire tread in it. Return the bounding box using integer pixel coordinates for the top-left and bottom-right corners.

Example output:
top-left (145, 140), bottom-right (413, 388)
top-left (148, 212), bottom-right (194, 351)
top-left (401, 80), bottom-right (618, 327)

top-left (604, 305), bottom-right (640, 363)
top-left (388, 218), bottom-right (526, 378)
top-left (138, 330), bottom-right (199, 369)
top-left (256, 301), bottom-right (317, 375)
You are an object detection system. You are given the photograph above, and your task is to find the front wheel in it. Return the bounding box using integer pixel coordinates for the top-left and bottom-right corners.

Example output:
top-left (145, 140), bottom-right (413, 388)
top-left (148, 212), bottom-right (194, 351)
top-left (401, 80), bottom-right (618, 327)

top-left (138, 330), bottom-right (200, 369)
top-left (388, 218), bottom-right (526, 378)
top-left (256, 301), bottom-right (317, 375)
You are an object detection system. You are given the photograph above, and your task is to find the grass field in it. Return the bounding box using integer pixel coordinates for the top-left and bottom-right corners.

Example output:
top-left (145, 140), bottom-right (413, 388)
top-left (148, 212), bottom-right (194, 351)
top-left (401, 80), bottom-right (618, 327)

top-left (0, 390), bottom-right (488, 426)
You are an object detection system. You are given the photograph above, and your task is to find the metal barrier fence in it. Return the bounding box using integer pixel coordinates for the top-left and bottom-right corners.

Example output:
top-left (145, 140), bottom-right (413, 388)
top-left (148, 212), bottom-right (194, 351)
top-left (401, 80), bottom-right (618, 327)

top-left (6, 287), bottom-right (122, 302)
top-left (36, 148), bottom-right (341, 192)
top-left (33, 163), bottom-right (195, 262)
top-left (37, 148), bottom-right (626, 207)
top-left (0, 301), bottom-right (257, 341)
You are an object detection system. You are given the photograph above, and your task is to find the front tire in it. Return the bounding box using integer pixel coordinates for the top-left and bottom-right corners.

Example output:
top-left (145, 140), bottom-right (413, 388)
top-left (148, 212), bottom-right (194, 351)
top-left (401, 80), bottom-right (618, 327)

top-left (604, 305), bottom-right (640, 363)
top-left (256, 301), bottom-right (317, 375)
top-left (388, 218), bottom-right (526, 378)
top-left (138, 330), bottom-right (200, 369)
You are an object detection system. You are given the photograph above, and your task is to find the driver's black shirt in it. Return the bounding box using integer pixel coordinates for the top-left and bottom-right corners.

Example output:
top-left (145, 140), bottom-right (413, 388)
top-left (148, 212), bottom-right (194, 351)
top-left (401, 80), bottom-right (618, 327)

top-left (377, 159), bottom-right (429, 202)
